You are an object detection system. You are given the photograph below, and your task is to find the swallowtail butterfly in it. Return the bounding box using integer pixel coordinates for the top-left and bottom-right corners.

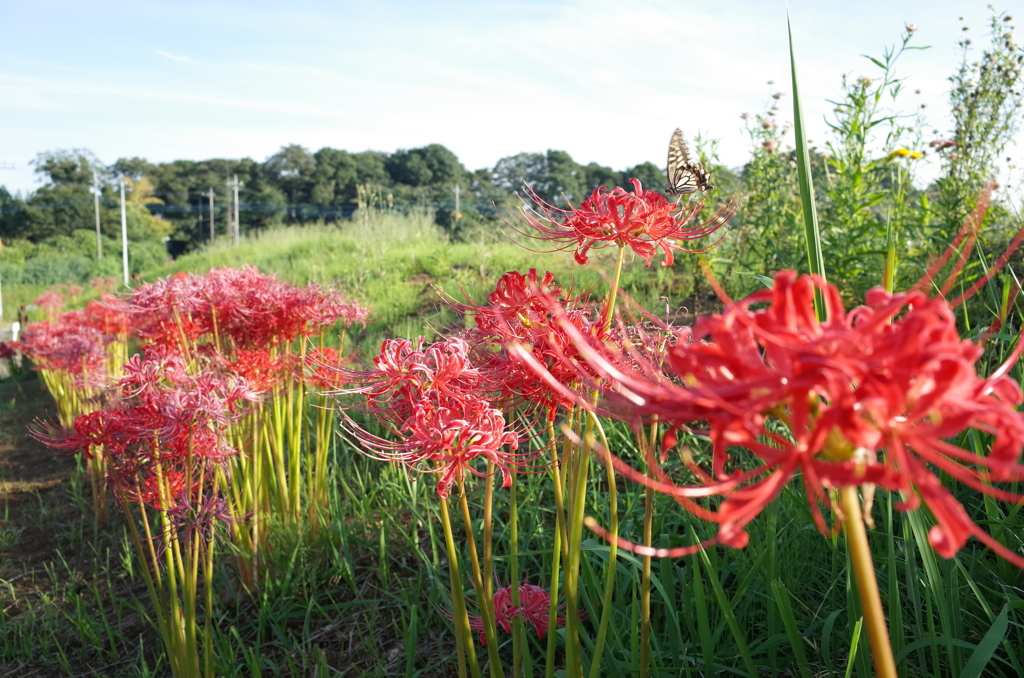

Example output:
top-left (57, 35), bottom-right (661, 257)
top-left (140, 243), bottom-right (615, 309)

top-left (666, 128), bottom-right (713, 195)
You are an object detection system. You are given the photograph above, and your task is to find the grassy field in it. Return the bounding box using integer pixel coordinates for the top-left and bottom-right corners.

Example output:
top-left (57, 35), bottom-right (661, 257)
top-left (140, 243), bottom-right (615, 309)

top-left (1, 208), bottom-right (1023, 677)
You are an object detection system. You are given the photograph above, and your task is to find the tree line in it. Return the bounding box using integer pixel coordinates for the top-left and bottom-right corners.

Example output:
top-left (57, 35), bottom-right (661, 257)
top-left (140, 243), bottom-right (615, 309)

top-left (0, 143), bottom-right (668, 250)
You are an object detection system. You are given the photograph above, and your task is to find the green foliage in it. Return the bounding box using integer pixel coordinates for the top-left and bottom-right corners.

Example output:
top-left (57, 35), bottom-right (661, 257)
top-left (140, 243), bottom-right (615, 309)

top-left (816, 28), bottom-right (926, 294)
top-left (935, 9), bottom-right (1024, 239)
top-left (386, 144), bottom-right (466, 189)
top-left (727, 101), bottom-right (803, 291)
top-left (712, 15), bottom-right (1022, 308)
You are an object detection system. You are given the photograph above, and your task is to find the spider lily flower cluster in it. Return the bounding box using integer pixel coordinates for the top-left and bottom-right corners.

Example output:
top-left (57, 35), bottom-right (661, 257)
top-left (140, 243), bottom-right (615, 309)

top-left (341, 336), bottom-right (523, 497)
top-left (42, 347), bottom-right (258, 678)
top-left (522, 269), bottom-right (1024, 567)
top-left (18, 282), bottom-right (131, 521)
top-left (455, 268), bottom-right (605, 417)
top-left (461, 581), bottom-right (567, 645)
top-left (34, 266), bottom-right (367, 678)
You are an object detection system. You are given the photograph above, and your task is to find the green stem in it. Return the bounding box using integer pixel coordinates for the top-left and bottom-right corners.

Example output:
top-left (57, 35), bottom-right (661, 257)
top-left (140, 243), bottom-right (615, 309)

top-left (483, 467), bottom-right (495, 607)
top-left (639, 419), bottom-right (658, 678)
top-left (840, 486), bottom-right (896, 678)
top-left (439, 493), bottom-right (479, 678)
top-left (564, 415), bottom-right (594, 678)
top-left (588, 432), bottom-right (619, 678)
top-left (585, 245), bottom-right (628, 678)
top-left (639, 485), bottom-right (654, 678)
top-left (545, 417), bottom-right (567, 678)
top-left (603, 246), bottom-right (628, 333)
top-left (458, 480), bottom-right (505, 678)
top-left (509, 470), bottom-right (523, 678)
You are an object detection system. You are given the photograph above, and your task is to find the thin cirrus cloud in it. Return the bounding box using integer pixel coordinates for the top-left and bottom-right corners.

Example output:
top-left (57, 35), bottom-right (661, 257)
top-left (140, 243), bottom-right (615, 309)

top-left (0, 0), bottom-right (1018, 196)
top-left (154, 51), bottom-right (199, 65)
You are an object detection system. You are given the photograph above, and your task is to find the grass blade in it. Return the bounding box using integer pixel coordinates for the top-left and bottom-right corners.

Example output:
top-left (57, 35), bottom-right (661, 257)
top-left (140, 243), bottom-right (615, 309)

top-left (960, 604), bottom-right (1009, 678)
top-left (787, 12), bottom-right (827, 317)
top-left (697, 541), bottom-right (758, 677)
top-left (770, 580), bottom-right (812, 678)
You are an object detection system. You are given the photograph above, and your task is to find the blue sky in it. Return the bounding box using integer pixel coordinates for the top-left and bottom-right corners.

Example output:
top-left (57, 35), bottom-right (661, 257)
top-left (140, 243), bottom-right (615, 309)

top-left (1, 0), bottom-right (1019, 195)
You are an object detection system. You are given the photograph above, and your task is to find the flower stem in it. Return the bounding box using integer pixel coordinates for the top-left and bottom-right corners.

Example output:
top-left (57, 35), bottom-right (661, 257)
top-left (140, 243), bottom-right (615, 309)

top-left (483, 466), bottom-right (496, 608)
top-left (458, 480), bottom-right (505, 678)
top-left (639, 485), bottom-right (654, 678)
top-left (439, 493), bottom-right (479, 678)
top-left (639, 420), bottom-right (658, 678)
top-left (509, 469), bottom-right (524, 678)
top-left (545, 418), bottom-right (567, 678)
top-left (564, 413), bottom-right (595, 678)
top-left (588, 432), bottom-right (618, 678)
top-left (840, 485), bottom-right (897, 678)
top-left (602, 246), bottom-right (628, 333)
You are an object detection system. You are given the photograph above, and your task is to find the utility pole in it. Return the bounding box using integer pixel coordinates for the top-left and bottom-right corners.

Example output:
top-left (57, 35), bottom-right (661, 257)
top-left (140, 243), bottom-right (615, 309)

top-left (119, 177), bottom-right (129, 287)
top-left (0, 165), bottom-right (13, 319)
top-left (93, 171), bottom-right (102, 259)
top-left (226, 175), bottom-right (243, 245)
top-left (233, 175), bottom-right (240, 244)
top-left (454, 183), bottom-right (461, 228)
top-left (200, 187), bottom-right (215, 242)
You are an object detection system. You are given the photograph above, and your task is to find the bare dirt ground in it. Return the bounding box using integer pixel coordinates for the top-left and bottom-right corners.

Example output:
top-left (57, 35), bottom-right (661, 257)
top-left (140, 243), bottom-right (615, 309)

top-left (0, 374), bottom-right (72, 567)
top-left (0, 375), bottom-right (153, 678)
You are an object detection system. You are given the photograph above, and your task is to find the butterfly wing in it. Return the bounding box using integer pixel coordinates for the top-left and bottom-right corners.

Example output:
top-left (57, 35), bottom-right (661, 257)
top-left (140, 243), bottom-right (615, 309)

top-left (666, 128), bottom-right (714, 195)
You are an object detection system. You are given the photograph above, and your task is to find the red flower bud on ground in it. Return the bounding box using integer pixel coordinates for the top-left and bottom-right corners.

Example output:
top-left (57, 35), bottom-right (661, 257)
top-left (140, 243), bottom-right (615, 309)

top-left (452, 580), bottom-right (567, 644)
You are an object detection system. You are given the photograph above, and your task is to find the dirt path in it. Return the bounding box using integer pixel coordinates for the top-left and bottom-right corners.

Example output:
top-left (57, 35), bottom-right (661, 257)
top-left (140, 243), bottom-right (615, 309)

top-left (0, 375), bottom-right (72, 562)
top-left (0, 374), bottom-right (81, 678)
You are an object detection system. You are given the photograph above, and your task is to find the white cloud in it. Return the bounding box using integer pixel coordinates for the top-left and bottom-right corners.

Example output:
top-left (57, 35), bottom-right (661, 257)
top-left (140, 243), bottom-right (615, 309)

top-left (155, 50), bottom-right (198, 65)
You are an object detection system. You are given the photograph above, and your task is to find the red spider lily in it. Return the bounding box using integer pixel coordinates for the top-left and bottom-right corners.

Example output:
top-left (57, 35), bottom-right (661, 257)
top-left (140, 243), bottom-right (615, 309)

top-left (455, 581), bottom-right (567, 644)
top-left (304, 346), bottom-right (353, 390)
top-left (346, 392), bottom-right (520, 498)
top-left (17, 313), bottom-right (111, 388)
top-left (523, 270), bottom-right (1024, 566)
top-left (344, 337), bottom-right (484, 408)
top-left (204, 268), bottom-right (367, 348)
top-left (450, 269), bottom-right (605, 416)
top-left (83, 294), bottom-right (131, 337)
top-left (33, 290), bottom-right (66, 318)
top-left (340, 337), bottom-right (523, 497)
top-left (163, 492), bottom-right (239, 555)
top-left (514, 179), bottom-right (733, 267)
top-left (214, 348), bottom-right (299, 394)
top-left (128, 272), bottom-right (211, 346)
top-left (128, 266), bottom-right (368, 351)
top-left (42, 350), bottom-right (259, 508)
